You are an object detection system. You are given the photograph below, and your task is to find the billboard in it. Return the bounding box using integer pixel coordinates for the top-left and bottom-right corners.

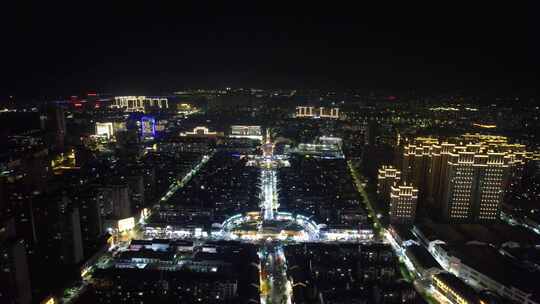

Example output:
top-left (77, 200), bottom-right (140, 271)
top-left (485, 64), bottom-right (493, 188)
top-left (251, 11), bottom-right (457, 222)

top-left (141, 116), bottom-right (156, 137)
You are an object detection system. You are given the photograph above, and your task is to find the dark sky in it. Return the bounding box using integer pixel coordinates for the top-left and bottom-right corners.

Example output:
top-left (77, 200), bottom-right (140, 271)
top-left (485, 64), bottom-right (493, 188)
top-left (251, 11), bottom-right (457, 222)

top-left (4, 2), bottom-right (540, 98)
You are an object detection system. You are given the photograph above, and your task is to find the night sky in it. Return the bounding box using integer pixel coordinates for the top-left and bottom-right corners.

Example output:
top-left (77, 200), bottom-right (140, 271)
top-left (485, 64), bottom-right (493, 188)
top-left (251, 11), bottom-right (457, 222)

top-left (4, 2), bottom-right (540, 98)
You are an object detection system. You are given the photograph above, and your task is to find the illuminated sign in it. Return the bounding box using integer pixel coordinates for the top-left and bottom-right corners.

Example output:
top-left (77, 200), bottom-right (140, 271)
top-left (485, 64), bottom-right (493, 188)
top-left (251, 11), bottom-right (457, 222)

top-left (141, 116), bottom-right (156, 137)
top-left (118, 217), bottom-right (135, 232)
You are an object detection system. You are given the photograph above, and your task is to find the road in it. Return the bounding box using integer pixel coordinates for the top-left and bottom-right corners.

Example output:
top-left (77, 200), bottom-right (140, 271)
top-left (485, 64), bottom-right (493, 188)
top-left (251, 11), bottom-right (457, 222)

top-left (348, 160), bottom-right (383, 240)
top-left (261, 167), bottom-right (278, 221)
top-left (258, 139), bottom-right (292, 304)
top-left (259, 244), bottom-right (292, 304)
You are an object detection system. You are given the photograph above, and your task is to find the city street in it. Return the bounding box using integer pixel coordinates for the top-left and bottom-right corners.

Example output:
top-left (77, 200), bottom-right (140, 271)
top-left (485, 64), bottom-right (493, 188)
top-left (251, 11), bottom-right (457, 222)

top-left (261, 168), bottom-right (278, 221)
top-left (258, 140), bottom-right (293, 304)
top-left (260, 245), bottom-right (292, 304)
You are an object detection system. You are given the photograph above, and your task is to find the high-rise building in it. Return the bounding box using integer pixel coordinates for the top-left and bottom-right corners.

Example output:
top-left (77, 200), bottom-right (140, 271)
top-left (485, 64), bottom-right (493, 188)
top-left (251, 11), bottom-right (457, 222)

top-left (0, 216), bottom-right (32, 304)
top-left (73, 189), bottom-right (103, 253)
top-left (21, 148), bottom-right (50, 193)
top-left (389, 183), bottom-right (418, 223)
top-left (442, 151), bottom-right (510, 222)
top-left (377, 166), bottom-right (401, 201)
top-left (127, 175), bottom-right (145, 211)
top-left (45, 104), bottom-right (66, 151)
top-left (398, 134), bottom-right (538, 222)
top-left (140, 116), bottom-right (156, 138)
top-left (102, 183), bottom-right (132, 219)
top-left (400, 137), bottom-right (438, 205)
top-left (364, 120), bottom-right (380, 146)
top-left (32, 193), bottom-right (84, 264)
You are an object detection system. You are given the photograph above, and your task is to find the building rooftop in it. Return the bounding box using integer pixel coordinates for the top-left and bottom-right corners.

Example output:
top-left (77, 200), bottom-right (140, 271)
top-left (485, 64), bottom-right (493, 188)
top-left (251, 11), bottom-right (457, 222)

top-left (416, 220), bottom-right (540, 248)
top-left (405, 244), bottom-right (441, 270)
top-left (433, 272), bottom-right (480, 302)
top-left (447, 243), bottom-right (540, 302)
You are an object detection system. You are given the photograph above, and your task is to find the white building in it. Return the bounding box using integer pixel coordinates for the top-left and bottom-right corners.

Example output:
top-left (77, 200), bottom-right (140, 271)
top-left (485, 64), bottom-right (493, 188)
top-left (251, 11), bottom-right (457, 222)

top-left (428, 242), bottom-right (539, 304)
top-left (95, 122), bottom-right (114, 139)
top-left (113, 96), bottom-right (168, 112)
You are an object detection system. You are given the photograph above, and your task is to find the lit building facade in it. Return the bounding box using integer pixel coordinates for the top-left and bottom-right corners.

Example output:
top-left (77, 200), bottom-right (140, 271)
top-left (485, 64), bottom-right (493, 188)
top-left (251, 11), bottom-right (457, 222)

top-left (141, 116), bottom-right (156, 138)
top-left (377, 166), bottom-right (401, 201)
top-left (179, 126), bottom-right (221, 137)
top-left (442, 151), bottom-right (510, 222)
top-left (229, 125), bottom-right (262, 140)
top-left (432, 272), bottom-right (481, 304)
top-left (389, 183), bottom-right (418, 223)
top-left (95, 122), bottom-right (114, 139)
top-left (398, 134), bottom-right (538, 223)
top-left (429, 242), bottom-right (540, 304)
top-left (295, 106), bottom-right (339, 119)
top-left (113, 96), bottom-right (168, 112)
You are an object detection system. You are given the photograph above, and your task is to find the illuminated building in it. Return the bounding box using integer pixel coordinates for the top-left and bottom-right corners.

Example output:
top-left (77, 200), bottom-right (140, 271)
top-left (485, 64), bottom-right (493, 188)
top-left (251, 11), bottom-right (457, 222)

top-left (179, 126), bottom-right (221, 137)
top-left (432, 272), bottom-right (480, 304)
top-left (113, 96), bottom-right (168, 112)
top-left (117, 217), bottom-right (135, 232)
top-left (400, 137), bottom-right (439, 205)
top-left (141, 116), bottom-right (156, 138)
top-left (442, 151), bottom-right (509, 222)
top-left (429, 243), bottom-right (539, 304)
top-left (91, 241), bottom-right (259, 303)
top-left (287, 139), bottom-right (344, 159)
top-left (319, 136), bottom-right (342, 147)
top-left (377, 166), bottom-right (401, 201)
top-left (0, 217), bottom-right (32, 304)
top-left (399, 134), bottom-right (539, 222)
top-left (176, 103), bottom-right (199, 114)
top-left (389, 183), bottom-right (418, 223)
top-left (295, 106), bottom-right (339, 119)
top-left (95, 122), bottom-right (114, 139)
top-left (229, 125), bottom-right (262, 140)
